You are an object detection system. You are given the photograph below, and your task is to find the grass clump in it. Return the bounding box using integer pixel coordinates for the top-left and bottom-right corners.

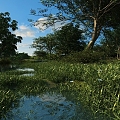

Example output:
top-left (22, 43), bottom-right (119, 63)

top-left (0, 89), bottom-right (20, 119)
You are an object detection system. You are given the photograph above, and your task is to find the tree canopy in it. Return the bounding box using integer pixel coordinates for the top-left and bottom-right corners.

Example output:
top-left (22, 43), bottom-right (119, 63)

top-left (32, 33), bottom-right (56, 56)
top-left (30, 0), bottom-right (120, 50)
top-left (54, 23), bottom-right (86, 55)
top-left (32, 23), bottom-right (86, 57)
top-left (0, 12), bottom-right (22, 58)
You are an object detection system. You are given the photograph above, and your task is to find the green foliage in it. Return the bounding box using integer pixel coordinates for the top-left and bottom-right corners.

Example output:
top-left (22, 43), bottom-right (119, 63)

top-left (31, 0), bottom-right (120, 49)
top-left (0, 90), bottom-right (20, 118)
top-left (62, 50), bottom-right (106, 63)
top-left (32, 33), bottom-right (56, 55)
top-left (31, 61), bottom-right (119, 119)
top-left (0, 61), bottom-right (120, 119)
top-left (0, 74), bottom-right (47, 119)
top-left (0, 58), bottom-right (11, 65)
top-left (32, 23), bottom-right (86, 58)
top-left (33, 51), bottom-right (47, 60)
top-left (81, 63), bottom-right (120, 119)
top-left (15, 52), bottom-right (30, 60)
top-left (37, 0), bottom-right (120, 28)
top-left (100, 26), bottom-right (120, 58)
top-left (54, 23), bottom-right (86, 55)
top-left (0, 12), bottom-right (22, 58)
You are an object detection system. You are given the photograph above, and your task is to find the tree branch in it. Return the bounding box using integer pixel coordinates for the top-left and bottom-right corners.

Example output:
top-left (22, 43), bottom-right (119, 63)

top-left (98, 1), bottom-right (120, 20)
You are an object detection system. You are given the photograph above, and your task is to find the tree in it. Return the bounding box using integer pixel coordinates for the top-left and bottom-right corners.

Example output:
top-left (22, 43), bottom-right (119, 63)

top-left (15, 52), bottom-right (30, 60)
top-left (32, 23), bottom-right (86, 57)
top-left (54, 23), bottom-right (86, 55)
top-left (31, 33), bottom-right (56, 57)
top-left (0, 12), bottom-right (22, 58)
top-left (30, 0), bottom-right (120, 50)
top-left (34, 51), bottom-right (47, 59)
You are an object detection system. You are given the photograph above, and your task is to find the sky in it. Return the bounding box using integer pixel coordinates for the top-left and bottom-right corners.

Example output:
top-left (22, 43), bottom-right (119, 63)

top-left (0, 0), bottom-right (58, 56)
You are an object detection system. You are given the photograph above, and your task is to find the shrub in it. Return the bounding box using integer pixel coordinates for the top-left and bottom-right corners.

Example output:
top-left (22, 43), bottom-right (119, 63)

top-left (0, 58), bottom-right (11, 65)
top-left (62, 50), bottom-right (106, 63)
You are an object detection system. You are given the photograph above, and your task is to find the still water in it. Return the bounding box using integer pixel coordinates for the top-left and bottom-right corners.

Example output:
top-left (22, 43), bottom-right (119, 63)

top-left (17, 68), bottom-right (34, 72)
top-left (0, 65), bottom-right (35, 77)
top-left (1, 92), bottom-right (92, 120)
top-left (17, 68), bottom-right (35, 76)
top-left (0, 66), bottom-right (108, 120)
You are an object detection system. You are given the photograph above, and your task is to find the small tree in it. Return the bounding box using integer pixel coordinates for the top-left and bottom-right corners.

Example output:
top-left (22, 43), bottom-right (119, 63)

top-left (15, 53), bottom-right (30, 60)
top-left (0, 12), bottom-right (22, 58)
top-left (34, 51), bottom-right (47, 59)
top-left (31, 33), bottom-right (56, 58)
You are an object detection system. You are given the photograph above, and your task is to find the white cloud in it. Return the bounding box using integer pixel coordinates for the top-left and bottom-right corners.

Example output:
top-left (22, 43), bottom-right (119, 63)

top-left (34, 16), bottom-right (68, 31)
top-left (14, 25), bottom-right (36, 38)
top-left (54, 21), bottom-right (67, 30)
top-left (17, 43), bottom-right (35, 56)
top-left (17, 43), bottom-right (31, 48)
top-left (34, 17), bottom-right (48, 31)
top-left (19, 25), bottom-right (28, 30)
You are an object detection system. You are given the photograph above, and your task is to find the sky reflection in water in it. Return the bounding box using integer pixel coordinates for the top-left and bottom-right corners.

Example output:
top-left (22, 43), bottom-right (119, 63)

top-left (3, 92), bottom-right (76, 120)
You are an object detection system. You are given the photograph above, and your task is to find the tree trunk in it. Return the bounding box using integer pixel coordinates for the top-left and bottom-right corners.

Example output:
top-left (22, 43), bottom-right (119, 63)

top-left (85, 18), bottom-right (101, 50)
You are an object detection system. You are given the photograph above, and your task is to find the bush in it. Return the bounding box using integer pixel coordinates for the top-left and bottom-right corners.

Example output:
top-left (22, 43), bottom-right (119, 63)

top-left (0, 58), bottom-right (11, 65)
top-left (62, 50), bottom-right (106, 63)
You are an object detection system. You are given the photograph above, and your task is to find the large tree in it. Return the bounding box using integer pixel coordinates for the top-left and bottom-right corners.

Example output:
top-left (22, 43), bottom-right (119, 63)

top-left (0, 12), bottom-right (22, 58)
top-left (30, 0), bottom-right (120, 50)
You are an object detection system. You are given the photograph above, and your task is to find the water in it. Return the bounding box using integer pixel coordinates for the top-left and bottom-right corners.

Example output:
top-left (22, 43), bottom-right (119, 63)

top-left (17, 68), bottom-right (35, 76)
top-left (17, 68), bottom-right (34, 72)
top-left (0, 64), bottom-right (34, 73)
top-left (2, 92), bottom-right (77, 120)
top-left (20, 73), bottom-right (34, 76)
top-left (0, 65), bottom-right (35, 76)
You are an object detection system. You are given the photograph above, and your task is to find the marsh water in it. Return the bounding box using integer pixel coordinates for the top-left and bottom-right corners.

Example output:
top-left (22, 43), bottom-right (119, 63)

top-left (17, 68), bottom-right (35, 76)
top-left (1, 91), bottom-right (93, 120)
top-left (0, 65), bottom-right (109, 120)
top-left (0, 64), bottom-right (35, 76)
top-left (0, 64), bottom-right (92, 119)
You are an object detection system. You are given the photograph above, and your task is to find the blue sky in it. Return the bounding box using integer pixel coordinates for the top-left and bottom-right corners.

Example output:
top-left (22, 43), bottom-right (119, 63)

top-left (0, 0), bottom-right (56, 56)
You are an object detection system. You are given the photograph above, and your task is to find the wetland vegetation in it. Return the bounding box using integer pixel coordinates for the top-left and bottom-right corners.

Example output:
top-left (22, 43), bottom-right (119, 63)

top-left (0, 60), bottom-right (119, 120)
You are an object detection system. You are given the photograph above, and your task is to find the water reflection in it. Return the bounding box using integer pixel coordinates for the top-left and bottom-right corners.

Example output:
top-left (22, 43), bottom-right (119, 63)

top-left (17, 68), bottom-right (35, 76)
top-left (17, 68), bottom-right (34, 72)
top-left (1, 90), bottom-right (108, 120)
top-left (2, 92), bottom-right (76, 120)
top-left (20, 73), bottom-right (34, 77)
